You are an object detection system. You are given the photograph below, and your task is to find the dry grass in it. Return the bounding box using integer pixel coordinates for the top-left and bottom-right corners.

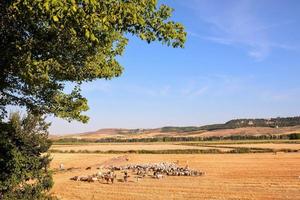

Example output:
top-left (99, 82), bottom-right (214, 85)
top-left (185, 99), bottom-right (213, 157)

top-left (51, 126), bottom-right (300, 140)
top-left (214, 143), bottom-right (300, 150)
top-left (190, 126), bottom-right (300, 137)
top-left (50, 143), bottom-right (230, 152)
top-left (50, 153), bottom-right (300, 200)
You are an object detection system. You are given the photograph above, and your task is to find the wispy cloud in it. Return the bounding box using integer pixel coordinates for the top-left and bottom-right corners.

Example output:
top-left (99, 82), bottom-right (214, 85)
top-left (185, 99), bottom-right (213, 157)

top-left (260, 88), bottom-right (300, 102)
top-left (122, 84), bottom-right (172, 97)
top-left (181, 84), bottom-right (208, 97)
top-left (81, 81), bottom-right (112, 93)
top-left (159, 85), bottom-right (171, 96)
top-left (185, 0), bottom-right (296, 60)
top-left (180, 74), bottom-right (249, 98)
top-left (192, 86), bottom-right (209, 97)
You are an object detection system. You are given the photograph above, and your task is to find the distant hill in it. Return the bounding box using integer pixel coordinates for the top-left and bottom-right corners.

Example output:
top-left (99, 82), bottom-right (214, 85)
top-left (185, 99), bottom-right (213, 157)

top-left (52, 128), bottom-right (162, 140)
top-left (51, 116), bottom-right (300, 141)
top-left (161, 116), bottom-right (300, 132)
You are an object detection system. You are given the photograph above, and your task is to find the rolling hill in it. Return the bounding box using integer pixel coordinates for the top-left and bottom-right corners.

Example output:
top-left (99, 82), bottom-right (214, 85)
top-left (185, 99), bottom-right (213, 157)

top-left (51, 116), bottom-right (300, 141)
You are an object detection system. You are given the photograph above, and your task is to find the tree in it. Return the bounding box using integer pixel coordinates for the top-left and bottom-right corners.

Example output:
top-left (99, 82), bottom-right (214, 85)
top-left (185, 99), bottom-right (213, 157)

top-left (0, 0), bottom-right (185, 199)
top-left (0, 0), bottom-right (186, 122)
top-left (0, 112), bottom-right (54, 200)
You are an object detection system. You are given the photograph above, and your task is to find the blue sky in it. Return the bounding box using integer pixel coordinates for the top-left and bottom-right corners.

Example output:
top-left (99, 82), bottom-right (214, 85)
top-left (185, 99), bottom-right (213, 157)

top-left (49, 0), bottom-right (300, 134)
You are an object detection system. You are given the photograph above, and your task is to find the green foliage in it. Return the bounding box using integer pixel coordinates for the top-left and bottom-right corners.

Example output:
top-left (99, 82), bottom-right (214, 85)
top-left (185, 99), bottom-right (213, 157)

top-left (161, 126), bottom-right (202, 132)
top-left (0, 113), bottom-right (54, 200)
top-left (0, 0), bottom-right (186, 122)
top-left (288, 133), bottom-right (300, 140)
top-left (50, 147), bottom-right (298, 154)
top-left (0, 2), bottom-right (185, 198)
top-left (54, 132), bottom-right (300, 144)
top-left (224, 117), bottom-right (300, 128)
top-left (49, 148), bottom-right (224, 154)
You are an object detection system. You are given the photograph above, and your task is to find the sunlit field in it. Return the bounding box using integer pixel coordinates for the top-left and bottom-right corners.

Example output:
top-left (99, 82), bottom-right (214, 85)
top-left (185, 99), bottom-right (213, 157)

top-left (215, 143), bottom-right (300, 150)
top-left (51, 143), bottom-right (231, 152)
top-left (50, 144), bottom-right (300, 200)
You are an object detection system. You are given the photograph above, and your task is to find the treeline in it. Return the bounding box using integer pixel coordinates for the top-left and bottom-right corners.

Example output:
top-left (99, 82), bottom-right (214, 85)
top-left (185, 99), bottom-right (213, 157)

top-left (160, 116), bottom-right (300, 132)
top-left (161, 126), bottom-right (206, 133)
top-left (54, 133), bottom-right (300, 144)
top-left (225, 117), bottom-right (300, 128)
top-left (161, 124), bottom-right (225, 132)
top-left (49, 147), bottom-right (299, 154)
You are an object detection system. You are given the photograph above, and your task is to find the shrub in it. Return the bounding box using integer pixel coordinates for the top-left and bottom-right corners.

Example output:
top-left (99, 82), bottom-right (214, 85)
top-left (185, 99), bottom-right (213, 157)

top-left (0, 113), bottom-right (55, 200)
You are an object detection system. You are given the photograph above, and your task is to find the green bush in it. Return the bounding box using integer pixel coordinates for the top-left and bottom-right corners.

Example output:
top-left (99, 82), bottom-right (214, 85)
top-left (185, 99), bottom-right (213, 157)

top-left (0, 113), bottom-right (55, 200)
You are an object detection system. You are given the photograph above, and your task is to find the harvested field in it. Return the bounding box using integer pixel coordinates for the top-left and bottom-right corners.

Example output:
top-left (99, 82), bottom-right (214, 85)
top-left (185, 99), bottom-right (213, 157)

top-left (50, 153), bottom-right (300, 200)
top-left (51, 143), bottom-right (230, 152)
top-left (180, 140), bottom-right (300, 145)
top-left (52, 126), bottom-right (300, 140)
top-left (214, 143), bottom-right (300, 150)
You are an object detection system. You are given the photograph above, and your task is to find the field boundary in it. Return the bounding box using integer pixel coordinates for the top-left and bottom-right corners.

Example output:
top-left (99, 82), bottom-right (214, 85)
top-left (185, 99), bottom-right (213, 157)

top-left (49, 148), bottom-right (299, 154)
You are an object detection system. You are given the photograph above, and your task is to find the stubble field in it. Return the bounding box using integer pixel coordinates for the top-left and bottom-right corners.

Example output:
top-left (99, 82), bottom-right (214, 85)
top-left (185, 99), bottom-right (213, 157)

top-left (50, 150), bottom-right (300, 200)
top-left (50, 143), bottom-right (231, 152)
top-left (215, 143), bottom-right (300, 150)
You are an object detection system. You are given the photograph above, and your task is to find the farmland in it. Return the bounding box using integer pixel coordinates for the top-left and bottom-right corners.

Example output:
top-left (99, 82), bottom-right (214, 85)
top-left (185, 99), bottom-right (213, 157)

top-left (50, 143), bottom-right (231, 152)
top-left (14, 123), bottom-right (300, 200)
top-left (51, 126), bottom-right (300, 141)
top-left (213, 143), bottom-right (300, 150)
top-left (50, 142), bottom-right (300, 200)
top-left (50, 140), bottom-right (300, 154)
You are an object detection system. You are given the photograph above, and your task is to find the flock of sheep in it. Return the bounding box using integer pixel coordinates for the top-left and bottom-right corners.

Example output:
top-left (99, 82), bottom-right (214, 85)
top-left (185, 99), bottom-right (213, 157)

top-left (70, 162), bottom-right (205, 184)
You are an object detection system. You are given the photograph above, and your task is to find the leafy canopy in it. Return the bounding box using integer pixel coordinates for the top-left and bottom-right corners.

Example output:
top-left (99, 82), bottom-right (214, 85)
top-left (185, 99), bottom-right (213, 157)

top-left (0, 0), bottom-right (186, 122)
top-left (0, 112), bottom-right (54, 200)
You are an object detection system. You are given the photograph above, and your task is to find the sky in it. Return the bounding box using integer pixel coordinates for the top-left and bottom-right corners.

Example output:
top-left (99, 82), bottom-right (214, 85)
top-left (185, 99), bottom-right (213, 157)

top-left (49, 0), bottom-right (300, 134)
